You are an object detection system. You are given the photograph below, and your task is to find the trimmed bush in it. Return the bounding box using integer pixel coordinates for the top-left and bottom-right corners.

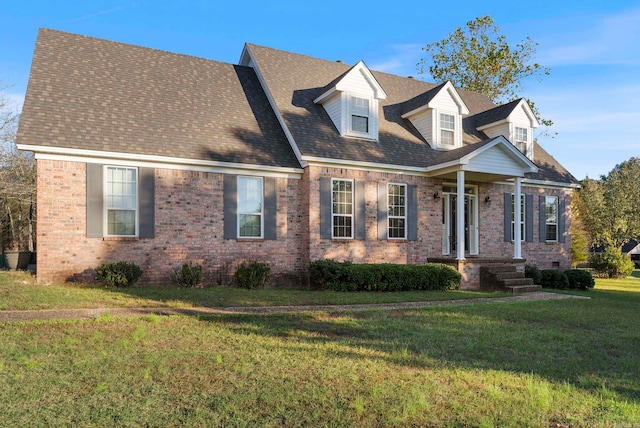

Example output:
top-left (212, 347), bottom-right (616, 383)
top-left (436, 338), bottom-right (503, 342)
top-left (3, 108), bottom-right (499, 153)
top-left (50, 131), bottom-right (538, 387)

top-left (309, 260), bottom-right (461, 292)
top-left (95, 261), bottom-right (142, 287)
top-left (564, 269), bottom-right (595, 290)
top-left (235, 261), bottom-right (271, 289)
top-left (309, 259), bottom-right (351, 289)
top-left (171, 262), bottom-right (203, 288)
top-left (524, 264), bottom-right (542, 285)
top-left (540, 269), bottom-right (570, 289)
top-left (590, 247), bottom-right (634, 278)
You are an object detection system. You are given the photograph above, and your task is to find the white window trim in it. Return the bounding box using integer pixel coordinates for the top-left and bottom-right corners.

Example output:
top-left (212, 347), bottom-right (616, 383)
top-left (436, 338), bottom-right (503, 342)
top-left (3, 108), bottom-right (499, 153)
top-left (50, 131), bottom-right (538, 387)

top-left (511, 193), bottom-right (526, 242)
top-left (331, 178), bottom-right (354, 239)
top-left (387, 183), bottom-right (407, 240)
top-left (436, 110), bottom-right (460, 149)
top-left (345, 93), bottom-right (376, 140)
top-left (514, 126), bottom-right (529, 156)
top-left (545, 196), bottom-right (559, 242)
top-left (104, 165), bottom-right (139, 238)
top-left (237, 176), bottom-right (264, 239)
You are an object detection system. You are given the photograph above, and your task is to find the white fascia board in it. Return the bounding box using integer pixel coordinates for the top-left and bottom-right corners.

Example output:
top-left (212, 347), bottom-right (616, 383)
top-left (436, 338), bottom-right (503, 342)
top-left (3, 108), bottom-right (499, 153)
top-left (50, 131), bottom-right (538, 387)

top-left (442, 83), bottom-right (469, 115)
top-left (400, 104), bottom-right (430, 119)
top-left (517, 99), bottom-right (540, 128)
top-left (313, 87), bottom-right (337, 104)
top-left (302, 155), bottom-right (428, 176)
top-left (476, 118), bottom-right (509, 131)
top-left (335, 61), bottom-right (387, 100)
top-left (462, 136), bottom-right (538, 172)
top-left (240, 47), bottom-right (307, 168)
top-left (498, 178), bottom-right (581, 189)
top-left (19, 144), bottom-right (304, 178)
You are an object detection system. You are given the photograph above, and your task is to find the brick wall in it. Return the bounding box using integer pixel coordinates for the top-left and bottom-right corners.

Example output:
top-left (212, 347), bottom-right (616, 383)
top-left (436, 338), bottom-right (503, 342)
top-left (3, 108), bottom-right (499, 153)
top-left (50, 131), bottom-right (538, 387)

top-left (36, 160), bottom-right (572, 288)
top-left (36, 160), bottom-right (306, 285)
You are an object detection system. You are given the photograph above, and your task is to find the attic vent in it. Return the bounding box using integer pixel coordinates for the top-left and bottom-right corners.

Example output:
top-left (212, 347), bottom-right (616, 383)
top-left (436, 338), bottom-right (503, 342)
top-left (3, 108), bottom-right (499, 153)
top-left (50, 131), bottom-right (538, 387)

top-left (336, 60), bottom-right (344, 63)
top-left (407, 76), bottom-right (414, 79)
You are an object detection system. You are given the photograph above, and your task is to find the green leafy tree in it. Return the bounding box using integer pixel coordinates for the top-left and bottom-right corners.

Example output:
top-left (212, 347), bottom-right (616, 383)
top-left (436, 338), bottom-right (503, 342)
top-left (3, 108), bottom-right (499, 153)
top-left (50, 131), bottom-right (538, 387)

top-left (576, 158), bottom-right (640, 249)
top-left (570, 196), bottom-right (590, 267)
top-left (418, 16), bottom-right (552, 127)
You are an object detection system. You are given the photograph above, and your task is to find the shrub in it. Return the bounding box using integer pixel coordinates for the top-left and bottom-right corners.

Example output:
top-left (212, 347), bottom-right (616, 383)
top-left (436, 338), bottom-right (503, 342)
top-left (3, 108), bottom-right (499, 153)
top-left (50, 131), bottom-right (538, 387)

top-left (564, 269), bottom-right (595, 290)
top-left (524, 264), bottom-right (542, 285)
top-left (309, 259), bottom-right (351, 289)
top-left (540, 269), bottom-right (570, 289)
top-left (235, 261), bottom-right (271, 289)
top-left (95, 261), bottom-right (142, 287)
top-left (171, 262), bottom-right (203, 288)
top-left (309, 260), bottom-right (461, 292)
top-left (590, 247), bottom-right (634, 278)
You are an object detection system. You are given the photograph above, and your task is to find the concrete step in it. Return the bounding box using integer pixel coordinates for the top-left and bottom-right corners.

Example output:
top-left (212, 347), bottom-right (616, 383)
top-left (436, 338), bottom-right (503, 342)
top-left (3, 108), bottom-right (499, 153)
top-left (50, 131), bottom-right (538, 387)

top-left (506, 284), bottom-right (542, 293)
top-left (501, 278), bottom-right (534, 287)
top-left (495, 271), bottom-right (524, 280)
top-left (486, 265), bottom-right (517, 273)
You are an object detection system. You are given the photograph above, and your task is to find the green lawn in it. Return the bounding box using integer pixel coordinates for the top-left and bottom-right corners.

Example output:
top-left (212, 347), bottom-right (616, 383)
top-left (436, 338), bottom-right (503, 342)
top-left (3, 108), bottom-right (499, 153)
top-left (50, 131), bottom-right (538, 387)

top-left (0, 271), bottom-right (506, 311)
top-left (0, 272), bottom-right (639, 426)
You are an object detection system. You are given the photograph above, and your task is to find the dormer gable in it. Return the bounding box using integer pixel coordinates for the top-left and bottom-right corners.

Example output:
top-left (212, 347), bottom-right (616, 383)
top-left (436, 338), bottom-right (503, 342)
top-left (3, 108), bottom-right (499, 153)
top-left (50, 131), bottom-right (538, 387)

top-left (313, 61), bottom-right (386, 141)
top-left (474, 99), bottom-right (539, 160)
top-left (400, 81), bottom-right (469, 150)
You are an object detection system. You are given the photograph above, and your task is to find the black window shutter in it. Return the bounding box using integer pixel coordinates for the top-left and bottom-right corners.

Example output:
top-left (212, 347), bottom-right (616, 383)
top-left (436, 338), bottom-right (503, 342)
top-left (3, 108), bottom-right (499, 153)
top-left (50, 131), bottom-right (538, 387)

top-left (539, 195), bottom-right (547, 242)
top-left (503, 193), bottom-right (511, 242)
top-left (223, 175), bottom-right (238, 239)
top-left (86, 163), bottom-right (104, 238)
top-left (558, 197), bottom-right (567, 243)
top-left (355, 180), bottom-right (366, 240)
top-left (264, 177), bottom-right (277, 240)
top-left (407, 184), bottom-right (418, 241)
top-left (377, 182), bottom-right (388, 240)
top-left (138, 167), bottom-right (155, 238)
top-left (319, 177), bottom-right (332, 239)
top-left (525, 194), bottom-right (534, 242)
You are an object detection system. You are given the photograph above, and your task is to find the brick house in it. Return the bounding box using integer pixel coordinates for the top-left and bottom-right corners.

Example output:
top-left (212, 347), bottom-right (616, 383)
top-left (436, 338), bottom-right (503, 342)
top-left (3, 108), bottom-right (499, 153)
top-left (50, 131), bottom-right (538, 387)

top-left (16, 29), bottom-right (579, 288)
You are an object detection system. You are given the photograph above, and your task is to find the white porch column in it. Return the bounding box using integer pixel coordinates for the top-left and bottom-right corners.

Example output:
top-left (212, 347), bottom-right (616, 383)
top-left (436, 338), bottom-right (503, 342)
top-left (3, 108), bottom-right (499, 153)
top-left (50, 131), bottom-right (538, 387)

top-left (456, 170), bottom-right (465, 260)
top-left (513, 176), bottom-right (523, 259)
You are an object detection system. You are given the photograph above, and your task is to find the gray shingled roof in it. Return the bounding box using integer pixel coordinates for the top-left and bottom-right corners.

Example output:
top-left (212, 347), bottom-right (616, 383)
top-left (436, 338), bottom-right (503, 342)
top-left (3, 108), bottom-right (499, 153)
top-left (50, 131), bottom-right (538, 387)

top-left (17, 29), bottom-right (300, 169)
top-left (400, 82), bottom-right (448, 117)
top-left (247, 44), bottom-right (577, 183)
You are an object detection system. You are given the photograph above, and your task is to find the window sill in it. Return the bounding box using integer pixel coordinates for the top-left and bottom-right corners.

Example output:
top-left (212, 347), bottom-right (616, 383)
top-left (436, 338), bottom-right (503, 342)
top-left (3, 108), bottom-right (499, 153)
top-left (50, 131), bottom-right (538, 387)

top-left (102, 236), bottom-right (142, 241)
top-left (235, 238), bottom-right (265, 242)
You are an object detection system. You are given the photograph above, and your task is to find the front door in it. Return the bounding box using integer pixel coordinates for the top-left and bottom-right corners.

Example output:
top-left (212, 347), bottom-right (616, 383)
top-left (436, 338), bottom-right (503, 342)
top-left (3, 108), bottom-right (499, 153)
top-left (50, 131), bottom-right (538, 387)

top-left (442, 185), bottom-right (478, 255)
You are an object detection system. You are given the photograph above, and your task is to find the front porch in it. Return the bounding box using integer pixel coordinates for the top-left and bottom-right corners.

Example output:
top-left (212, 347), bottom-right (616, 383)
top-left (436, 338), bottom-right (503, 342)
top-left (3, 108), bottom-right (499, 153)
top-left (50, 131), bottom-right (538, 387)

top-left (428, 257), bottom-right (532, 290)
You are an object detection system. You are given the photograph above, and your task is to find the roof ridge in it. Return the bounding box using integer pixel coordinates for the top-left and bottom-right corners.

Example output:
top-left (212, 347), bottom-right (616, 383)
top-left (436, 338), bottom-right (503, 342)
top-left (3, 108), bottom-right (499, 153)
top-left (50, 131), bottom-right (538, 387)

top-left (38, 27), bottom-right (249, 69)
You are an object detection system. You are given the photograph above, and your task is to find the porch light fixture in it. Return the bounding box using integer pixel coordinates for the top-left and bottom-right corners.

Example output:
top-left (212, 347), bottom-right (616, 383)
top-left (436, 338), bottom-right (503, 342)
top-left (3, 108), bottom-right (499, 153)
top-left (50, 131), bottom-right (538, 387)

top-left (485, 196), bottom-right (491, 205)
top-left (433, 191), bottom-right (440, 200)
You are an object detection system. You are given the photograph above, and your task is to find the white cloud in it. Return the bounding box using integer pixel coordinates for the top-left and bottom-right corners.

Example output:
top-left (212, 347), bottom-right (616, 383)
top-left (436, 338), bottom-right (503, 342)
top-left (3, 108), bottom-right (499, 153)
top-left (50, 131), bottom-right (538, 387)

top-left (68, 2), bottom-right (140, 23)
top-left (367, 42), bottom-right (423, 77)
top-left (537, 7), bottom-right (640, 66)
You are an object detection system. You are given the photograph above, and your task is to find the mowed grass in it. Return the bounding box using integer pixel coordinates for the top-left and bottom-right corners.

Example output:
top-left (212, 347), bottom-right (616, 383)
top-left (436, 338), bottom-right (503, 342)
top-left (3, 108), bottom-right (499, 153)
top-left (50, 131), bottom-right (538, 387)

top-left (0, 273), bottom-right (639, 426)
top-left (0, 271), bottom-right (505, 311)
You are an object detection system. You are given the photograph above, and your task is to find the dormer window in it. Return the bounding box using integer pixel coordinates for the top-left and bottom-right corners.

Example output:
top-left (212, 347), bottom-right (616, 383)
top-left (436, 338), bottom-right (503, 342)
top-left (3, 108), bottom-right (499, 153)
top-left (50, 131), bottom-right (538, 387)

top-left (515, 126), bottom-right (528, 154)
top-left (350, 96), bottom-right (370, 134)
top-left (313, 61), bottom-right (387, 141)
top-left (440, 113), bottom-right (456, 146)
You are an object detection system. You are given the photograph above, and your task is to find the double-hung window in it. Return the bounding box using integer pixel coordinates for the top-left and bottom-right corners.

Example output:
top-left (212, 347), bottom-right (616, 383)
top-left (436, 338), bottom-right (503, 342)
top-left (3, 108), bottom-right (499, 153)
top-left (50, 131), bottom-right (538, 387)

top-left (515, 127), bottom-right (528, 155)
top-left (511, 194), bottom-right (525, 241)
top-left (238, 176), bottom-right (263, 238)
top-left (440, 113), bottom-right (455, 145)
top-left (388, 183), bottom-right (406, 239)
top-left (350, 96), bottom-right (369, 134)
top-left (106, 166), bottom-right (137, 236)
top-left (545, 196), bottom-right (558, 242)
top-left (332, 179), bottom-right (353, 238)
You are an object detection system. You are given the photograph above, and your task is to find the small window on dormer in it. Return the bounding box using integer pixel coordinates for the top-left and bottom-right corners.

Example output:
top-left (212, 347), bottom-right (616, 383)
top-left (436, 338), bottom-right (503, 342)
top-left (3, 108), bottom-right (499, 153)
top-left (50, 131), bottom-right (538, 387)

top-left (515, 127), bottom-right (528, 155)
top-left (350, 96), bottom-right (370, 134)
top-left (440, 113), bottom-right (455, 146)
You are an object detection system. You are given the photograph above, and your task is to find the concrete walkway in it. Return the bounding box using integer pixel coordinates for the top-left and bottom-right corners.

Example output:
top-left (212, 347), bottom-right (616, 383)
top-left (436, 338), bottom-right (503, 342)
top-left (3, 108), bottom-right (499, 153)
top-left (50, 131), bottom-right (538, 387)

top-left (0, 292), bottom-right (589, 323)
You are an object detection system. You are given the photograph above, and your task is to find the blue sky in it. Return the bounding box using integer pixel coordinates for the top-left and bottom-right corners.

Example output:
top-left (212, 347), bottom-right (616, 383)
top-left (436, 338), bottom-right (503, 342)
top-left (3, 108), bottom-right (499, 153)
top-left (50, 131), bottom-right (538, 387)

top-left (2, 0), bottom-right (639, 180)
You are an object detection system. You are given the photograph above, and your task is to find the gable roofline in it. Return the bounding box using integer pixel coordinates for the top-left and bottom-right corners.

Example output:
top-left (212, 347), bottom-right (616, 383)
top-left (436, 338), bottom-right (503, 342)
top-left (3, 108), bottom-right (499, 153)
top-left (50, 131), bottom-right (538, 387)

top-left (426, 136), bottom-right (539, 176)
top-left (474, 98), bottom-right (540, 131)
top-left (400, 81), bottom-right (470, 119)
top-left (239, 43), bottom-right (307, 167)
top-left (313, 60), bottom-right (387, 104)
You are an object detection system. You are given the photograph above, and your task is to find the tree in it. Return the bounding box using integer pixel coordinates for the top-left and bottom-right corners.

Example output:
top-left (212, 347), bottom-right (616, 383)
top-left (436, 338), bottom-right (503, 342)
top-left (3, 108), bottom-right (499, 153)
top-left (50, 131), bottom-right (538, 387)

top-left (418, 16), bottom-right (552, 126)
top-left (575, 158), bottom-right (640, 250)
top-left (570, 196), bottom-right (590, 268)
top-left (0, 81), bottom-right (36, 252)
